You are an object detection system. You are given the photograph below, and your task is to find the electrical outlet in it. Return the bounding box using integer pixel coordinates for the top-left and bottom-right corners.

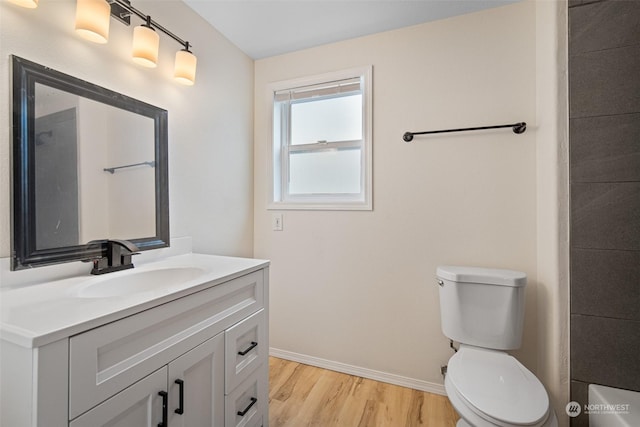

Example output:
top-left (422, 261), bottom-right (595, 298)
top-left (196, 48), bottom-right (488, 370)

top-left (272, 213), bottom-right (283, 231)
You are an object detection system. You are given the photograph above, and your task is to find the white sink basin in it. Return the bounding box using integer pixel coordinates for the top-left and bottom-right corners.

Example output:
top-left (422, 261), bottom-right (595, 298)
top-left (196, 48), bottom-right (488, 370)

top-left (72, 267), bottom-right (206, 298)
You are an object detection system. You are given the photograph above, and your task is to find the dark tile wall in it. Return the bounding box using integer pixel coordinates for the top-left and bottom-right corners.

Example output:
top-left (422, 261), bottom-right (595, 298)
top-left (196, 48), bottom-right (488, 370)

top-left (570, 114), bottom-right (640, 183)
top-left (569, 1), bottom-right (640, 426)
top-left (571, 249), bottom-right (640, 321)
top-left (571, 315), bottom-right (640, 390)
top-left (571, 182), bottom-right (640, 250)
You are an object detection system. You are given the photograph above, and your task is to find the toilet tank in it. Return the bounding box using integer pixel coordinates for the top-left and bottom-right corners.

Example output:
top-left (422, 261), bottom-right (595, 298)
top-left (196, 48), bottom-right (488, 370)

top-left (436, 266), bottom-right (526, 350)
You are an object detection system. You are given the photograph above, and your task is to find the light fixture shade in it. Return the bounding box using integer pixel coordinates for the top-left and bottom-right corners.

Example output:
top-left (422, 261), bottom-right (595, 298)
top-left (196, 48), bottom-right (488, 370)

top-left (8, 0), bottom-right (38, 8)
top-left (75, 0), bottom-right (111, 44)
top-left (174, 49), bottom-right (197, 85)
top-left (132, 24), bottom-right (159, 68)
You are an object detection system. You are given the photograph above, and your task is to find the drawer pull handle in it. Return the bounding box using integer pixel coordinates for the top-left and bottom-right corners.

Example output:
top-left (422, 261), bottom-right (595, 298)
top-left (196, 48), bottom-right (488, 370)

top-left (237, 397), bottom-right (258, 417)
top-left (158, 391), bottom-right (168, 427)
top-left (175, 379), bottom-right (184, 415)
top-left (238, 341), bottom-right (258, 356)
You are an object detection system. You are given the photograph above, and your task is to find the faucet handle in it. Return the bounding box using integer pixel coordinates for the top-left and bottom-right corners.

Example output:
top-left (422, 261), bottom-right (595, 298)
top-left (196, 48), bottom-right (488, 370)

top-left (107, 239), bottom-right (140, 253)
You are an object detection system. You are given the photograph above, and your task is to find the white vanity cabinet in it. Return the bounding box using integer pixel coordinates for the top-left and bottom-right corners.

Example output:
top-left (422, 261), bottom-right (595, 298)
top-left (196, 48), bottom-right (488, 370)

top-left (71, 333), bottom-right (225, 427)
top-left (0, 257), bottom-right (269, 427)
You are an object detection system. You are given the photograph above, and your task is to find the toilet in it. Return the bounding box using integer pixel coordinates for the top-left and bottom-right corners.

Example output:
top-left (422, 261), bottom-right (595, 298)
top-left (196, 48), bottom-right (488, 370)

top-left (437, 266), bottom-right (558, 427)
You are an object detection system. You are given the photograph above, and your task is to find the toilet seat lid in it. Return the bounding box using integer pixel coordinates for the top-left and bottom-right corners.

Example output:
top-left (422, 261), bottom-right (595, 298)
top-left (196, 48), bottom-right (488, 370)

top-left (448, 347), bottom-right (549, 425)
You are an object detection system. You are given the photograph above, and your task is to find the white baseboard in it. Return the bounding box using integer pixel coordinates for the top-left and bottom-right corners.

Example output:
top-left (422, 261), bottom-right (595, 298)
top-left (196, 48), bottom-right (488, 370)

top-left (269, 347), bottom-right (447, 396)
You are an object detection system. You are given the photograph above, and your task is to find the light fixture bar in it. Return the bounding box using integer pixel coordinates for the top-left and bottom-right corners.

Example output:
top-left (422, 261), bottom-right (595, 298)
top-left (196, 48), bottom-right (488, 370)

top-left (108, 0), bottom-right (130, 25)
top-left (109, 0), bottom-right (190, 49)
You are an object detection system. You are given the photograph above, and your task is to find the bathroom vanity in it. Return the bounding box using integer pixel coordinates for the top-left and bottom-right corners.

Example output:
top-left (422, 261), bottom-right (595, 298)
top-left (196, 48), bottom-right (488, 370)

top-left (0, 253), bottom-right (269, 427)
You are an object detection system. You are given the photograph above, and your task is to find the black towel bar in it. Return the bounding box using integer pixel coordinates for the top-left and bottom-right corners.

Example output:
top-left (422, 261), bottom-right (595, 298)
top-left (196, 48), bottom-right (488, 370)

top-left (403, 122), bottom-right (526, 142)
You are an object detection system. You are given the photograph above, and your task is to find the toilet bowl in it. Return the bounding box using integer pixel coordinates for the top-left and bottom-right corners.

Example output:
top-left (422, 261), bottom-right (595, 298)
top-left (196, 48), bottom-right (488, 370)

top-left (436, 266), bottom-right (558, 427)
top-left (445, 346), bottom-right (558, 427)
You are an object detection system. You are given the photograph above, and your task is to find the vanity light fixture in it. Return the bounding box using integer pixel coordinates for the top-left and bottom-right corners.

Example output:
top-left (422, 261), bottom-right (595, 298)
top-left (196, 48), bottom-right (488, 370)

top-left (174, 42), bottom-right (197, 86)
top-left (72, 0), bottom-right (197, 84)
top-left (8, 0), bottom-right (38, 8)
top-left (74, 0), bottom-right (111, 44)
top-left (132, 16), bottom-right (159, 68)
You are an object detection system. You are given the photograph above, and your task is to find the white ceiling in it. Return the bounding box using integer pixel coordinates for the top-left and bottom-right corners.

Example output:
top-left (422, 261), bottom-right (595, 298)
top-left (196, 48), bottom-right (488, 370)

top-left (183, 0), bottom-right (520, 60)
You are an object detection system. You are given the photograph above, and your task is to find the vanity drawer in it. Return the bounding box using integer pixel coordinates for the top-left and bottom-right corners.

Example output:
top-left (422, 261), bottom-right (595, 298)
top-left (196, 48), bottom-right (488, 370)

top-left (69, 270), bottom-right (264, 420)
top-left (225, 366), bottom-right (266, 427)
top-left (225, 309), bottom-right (267, 394)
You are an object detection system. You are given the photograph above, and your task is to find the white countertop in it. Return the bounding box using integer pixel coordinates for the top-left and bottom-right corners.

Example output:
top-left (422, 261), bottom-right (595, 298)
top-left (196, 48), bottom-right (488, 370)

top-left (0, 253), bottom-right (269, 348)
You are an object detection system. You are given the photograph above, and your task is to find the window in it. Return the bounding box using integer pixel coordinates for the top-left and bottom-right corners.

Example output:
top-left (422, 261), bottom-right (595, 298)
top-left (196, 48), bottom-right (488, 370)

top-left (268, 67), bottom-right (372, 210)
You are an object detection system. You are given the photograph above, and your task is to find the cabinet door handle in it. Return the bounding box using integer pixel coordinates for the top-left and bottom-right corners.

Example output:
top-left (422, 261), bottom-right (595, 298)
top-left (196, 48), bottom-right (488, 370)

top-left (174, 379), bottom-right (184, 415)
top-left (238, 341), bottom-right (258, 356)
top-left (237, 397), bottom-right (258, 417)
top-left (158, 391), bottom-right (168, 427)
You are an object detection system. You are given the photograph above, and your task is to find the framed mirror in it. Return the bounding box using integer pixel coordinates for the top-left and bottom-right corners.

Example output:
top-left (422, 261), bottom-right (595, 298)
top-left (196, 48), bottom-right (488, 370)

top-left (11, 56), bottom-right (169, 270)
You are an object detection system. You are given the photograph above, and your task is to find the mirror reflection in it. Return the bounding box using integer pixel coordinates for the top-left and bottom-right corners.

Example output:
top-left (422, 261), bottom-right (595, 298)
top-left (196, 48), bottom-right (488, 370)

top-left (34, 84), bottom-right (156, 250)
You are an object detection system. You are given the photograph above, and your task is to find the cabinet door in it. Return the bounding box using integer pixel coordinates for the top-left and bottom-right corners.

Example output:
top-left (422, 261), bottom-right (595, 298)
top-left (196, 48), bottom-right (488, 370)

top-left (69, 367), bottom-right (167, 427)
top-left (168, 333), bottom-right (225, 427)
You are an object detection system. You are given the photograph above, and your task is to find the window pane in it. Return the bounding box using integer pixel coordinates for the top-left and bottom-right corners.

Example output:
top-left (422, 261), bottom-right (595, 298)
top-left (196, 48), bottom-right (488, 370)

top-left (290, 94), bottom-right (362, 145)
top-left (289, 148), bottom-right (361, 195)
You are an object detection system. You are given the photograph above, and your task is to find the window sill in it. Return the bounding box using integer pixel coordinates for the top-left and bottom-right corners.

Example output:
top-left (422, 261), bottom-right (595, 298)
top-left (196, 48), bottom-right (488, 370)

top-left (267, 201), bottom-right (372, 211)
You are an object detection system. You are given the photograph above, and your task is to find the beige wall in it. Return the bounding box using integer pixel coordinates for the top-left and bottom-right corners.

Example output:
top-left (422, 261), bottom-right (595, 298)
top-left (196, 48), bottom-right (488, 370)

top-left (255, 0), bottom-right (569, 420)
top-left (255, 0), bottom-right (540, 391)
top-left (0, 0), bottom-right (254, 260)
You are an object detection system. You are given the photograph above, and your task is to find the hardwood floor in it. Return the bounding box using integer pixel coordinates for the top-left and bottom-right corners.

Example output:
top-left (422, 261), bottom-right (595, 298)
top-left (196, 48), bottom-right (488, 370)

top-left (268, 357), bottom-right (460, 427)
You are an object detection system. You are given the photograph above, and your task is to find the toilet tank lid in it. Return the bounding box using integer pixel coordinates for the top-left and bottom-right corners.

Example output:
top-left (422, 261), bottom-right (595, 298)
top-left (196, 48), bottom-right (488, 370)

top-left (436, 266), bottom-right (526, 287)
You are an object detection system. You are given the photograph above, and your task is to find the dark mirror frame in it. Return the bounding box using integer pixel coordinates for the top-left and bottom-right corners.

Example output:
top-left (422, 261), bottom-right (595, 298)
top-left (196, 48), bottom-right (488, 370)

top-left (11, 55), bottom-right (169, 270)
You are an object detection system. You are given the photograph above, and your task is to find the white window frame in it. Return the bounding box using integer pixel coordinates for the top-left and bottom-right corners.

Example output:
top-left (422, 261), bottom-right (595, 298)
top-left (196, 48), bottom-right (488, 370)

top-left (267, 66), bottom-right (373, 211)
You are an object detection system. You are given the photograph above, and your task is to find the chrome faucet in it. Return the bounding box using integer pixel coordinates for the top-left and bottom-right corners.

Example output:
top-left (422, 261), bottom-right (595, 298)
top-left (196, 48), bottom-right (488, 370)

top-left (89, 239), bottom-right (140, 275)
